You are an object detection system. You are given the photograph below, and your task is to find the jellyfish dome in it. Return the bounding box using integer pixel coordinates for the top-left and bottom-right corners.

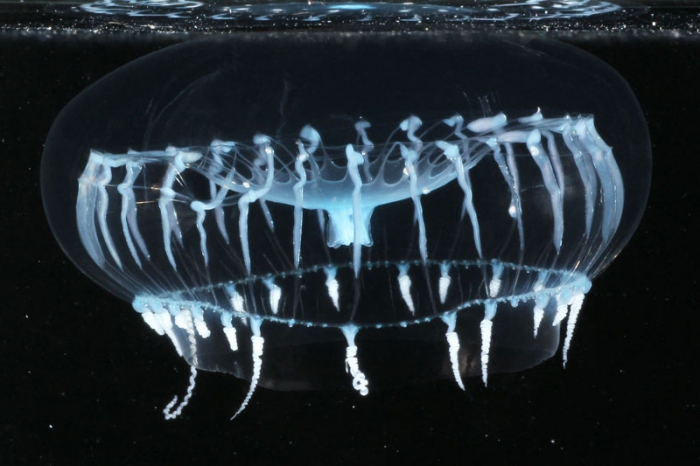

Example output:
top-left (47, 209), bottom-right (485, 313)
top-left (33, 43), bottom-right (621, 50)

top-left (41, 34), bottom-right (651, 418)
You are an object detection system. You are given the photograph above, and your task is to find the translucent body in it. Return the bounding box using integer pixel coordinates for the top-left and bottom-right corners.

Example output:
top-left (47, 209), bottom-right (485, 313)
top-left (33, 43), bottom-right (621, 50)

top-left (42, 34), bottom-right (650, 415)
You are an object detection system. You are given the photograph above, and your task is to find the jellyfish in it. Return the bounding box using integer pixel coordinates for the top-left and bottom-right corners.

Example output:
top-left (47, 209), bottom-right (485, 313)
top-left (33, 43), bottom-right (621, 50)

top-left (41, 34), bottom-right (651, 419)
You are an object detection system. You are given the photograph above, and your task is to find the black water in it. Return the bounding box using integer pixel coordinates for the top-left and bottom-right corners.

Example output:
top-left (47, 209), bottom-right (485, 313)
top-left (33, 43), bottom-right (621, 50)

top-left (1, 5), bottom-right (698, 464)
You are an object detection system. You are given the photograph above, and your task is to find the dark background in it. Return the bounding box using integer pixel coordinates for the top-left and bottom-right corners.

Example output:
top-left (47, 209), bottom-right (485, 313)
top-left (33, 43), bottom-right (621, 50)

top-left (1, 33), bottom-right (697, 463)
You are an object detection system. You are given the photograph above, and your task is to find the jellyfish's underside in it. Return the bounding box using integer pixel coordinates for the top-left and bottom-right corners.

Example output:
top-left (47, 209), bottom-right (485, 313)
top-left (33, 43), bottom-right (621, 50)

top-left (41, 34), bottom-right (651, 417)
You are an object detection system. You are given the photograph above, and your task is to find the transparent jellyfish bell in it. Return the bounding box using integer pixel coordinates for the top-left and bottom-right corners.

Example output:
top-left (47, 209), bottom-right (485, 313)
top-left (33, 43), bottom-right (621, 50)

top-left (41, 34), bottom-right (651, 413)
